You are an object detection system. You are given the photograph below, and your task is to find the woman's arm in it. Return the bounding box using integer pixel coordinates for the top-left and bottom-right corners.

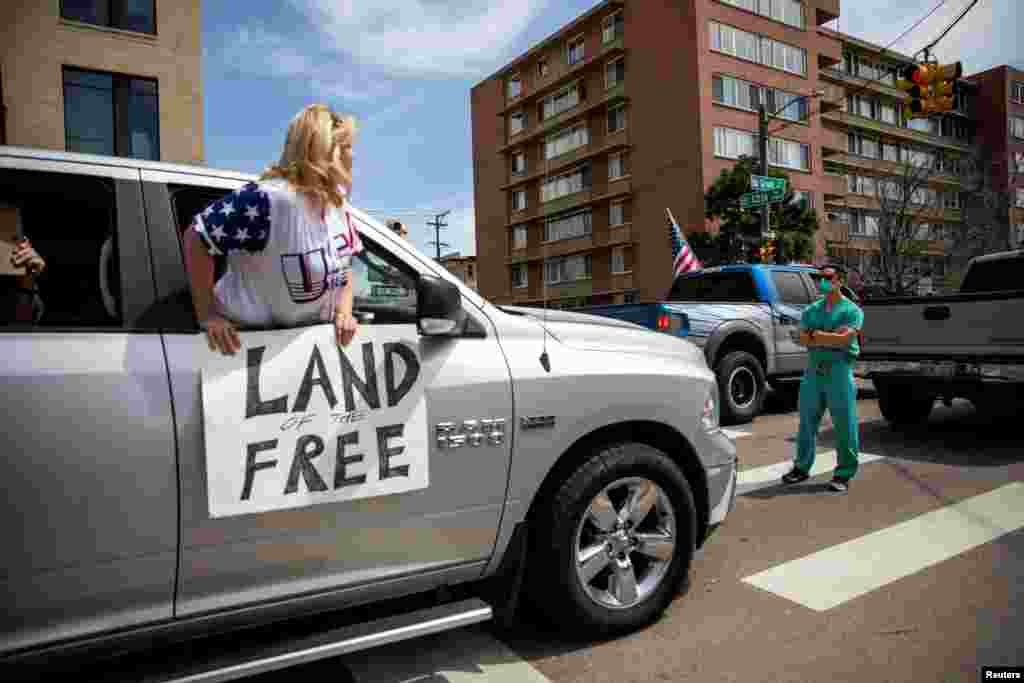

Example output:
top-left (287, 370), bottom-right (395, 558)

top-left (334, 276), bottom-right (358, 347)
top-left (186, 228), bottom-right (240, 354)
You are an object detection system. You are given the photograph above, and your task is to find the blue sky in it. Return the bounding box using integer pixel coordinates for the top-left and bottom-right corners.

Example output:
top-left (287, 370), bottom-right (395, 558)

top-left (201, 0), bottom-right (1022, 258)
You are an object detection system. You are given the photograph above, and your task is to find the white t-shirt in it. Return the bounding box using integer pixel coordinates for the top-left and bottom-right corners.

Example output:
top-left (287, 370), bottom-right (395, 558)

top-left (189, 178), bottom-right (364, 327)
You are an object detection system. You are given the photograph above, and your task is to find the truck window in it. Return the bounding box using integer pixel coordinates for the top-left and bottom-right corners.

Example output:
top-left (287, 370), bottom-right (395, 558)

top-left (702, 272), bottom-right (758, 302)
top-left (348, 215), bottom-right (419, 325)
top-left (959, 256), bottom-right (1024, 293)
top-left (771, 271), bottom-right (813, 305)
top-left (667, 275), bottom-right (702, 301)
top-left (0, 168), bottom-right (122, 328)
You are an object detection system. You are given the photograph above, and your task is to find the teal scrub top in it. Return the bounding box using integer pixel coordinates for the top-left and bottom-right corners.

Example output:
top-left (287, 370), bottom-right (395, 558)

top-left (800, 295), bottom-right (865, 364)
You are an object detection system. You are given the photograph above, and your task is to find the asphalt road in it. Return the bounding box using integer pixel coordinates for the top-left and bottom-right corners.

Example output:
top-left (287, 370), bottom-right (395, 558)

top-left (254, 389), bottom-right (1024, 683)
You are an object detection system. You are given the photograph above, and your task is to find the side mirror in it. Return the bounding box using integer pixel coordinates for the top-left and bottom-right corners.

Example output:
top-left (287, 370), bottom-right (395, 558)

top-left (416, 274), bottom-right (466, 336)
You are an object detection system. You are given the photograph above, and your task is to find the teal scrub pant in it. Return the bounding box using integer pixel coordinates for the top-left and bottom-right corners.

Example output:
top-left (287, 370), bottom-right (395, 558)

top-left (795, 357), bottom-right (859, 481)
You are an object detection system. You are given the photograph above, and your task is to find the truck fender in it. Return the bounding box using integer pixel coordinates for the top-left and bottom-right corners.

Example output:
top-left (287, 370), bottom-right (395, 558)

top-left (704, 319), bottom-right (771, 374)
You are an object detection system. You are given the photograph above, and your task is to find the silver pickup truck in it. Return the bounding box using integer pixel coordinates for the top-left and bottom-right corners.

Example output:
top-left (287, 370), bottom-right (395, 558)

top-left (858, 249), bottom-right (1024, 425)
top-left (0, 146), bottom-right (737, 682)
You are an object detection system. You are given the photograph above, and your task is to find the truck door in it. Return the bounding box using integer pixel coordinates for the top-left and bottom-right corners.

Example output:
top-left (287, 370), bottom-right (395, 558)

top-left (142, 175), bottom-right (514, 617)
top-left (769, 270), bottom-right (814, 375)
top-left (0, 161), bottom-right (177, 654)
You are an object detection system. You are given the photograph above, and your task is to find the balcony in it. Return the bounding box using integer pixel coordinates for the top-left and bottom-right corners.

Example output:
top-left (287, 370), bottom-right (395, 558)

top-left (504, 183), bottom-right (633, 228)
top-left (841, 194), bottom-right (964, 222)
top-left (500, 137), bottom-right (632, 191)
top-left (821, 110), bottom-right (973, 153)
top-left (820, 67), bottom-right (907, 100)
top-left (498, 41), bottom-right (625, 117)
top-left (815, 0), bottom-right (840, 26)
top-left (500, 83), bottom-right (628, 152)
top-left (815, 29), bottom-right (842, 69)
top-left (819, 152), bottom-right (965, 188)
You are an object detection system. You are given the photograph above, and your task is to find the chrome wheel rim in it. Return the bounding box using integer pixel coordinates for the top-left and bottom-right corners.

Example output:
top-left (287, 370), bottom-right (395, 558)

top-left (573, 476), bottom-right (677, 610)
top-left (728, 366), bottom-right (757, 410)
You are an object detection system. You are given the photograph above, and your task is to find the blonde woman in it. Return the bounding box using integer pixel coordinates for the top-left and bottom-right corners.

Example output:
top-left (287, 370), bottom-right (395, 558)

top-left (185, 104), bottom-right (364, 355)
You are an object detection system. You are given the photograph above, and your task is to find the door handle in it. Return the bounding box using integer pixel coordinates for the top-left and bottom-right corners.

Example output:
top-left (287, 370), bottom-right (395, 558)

top-left (923, 306), bottom-right (950, 321)
top-left (354, 311), bottom-right (376, 324)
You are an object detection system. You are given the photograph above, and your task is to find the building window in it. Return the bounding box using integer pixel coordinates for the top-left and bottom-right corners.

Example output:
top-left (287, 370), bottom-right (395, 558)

top-left (907, 116), bottom-right (937, 135)
top-left (507, 74), bottom-right (522, 99)
top-left (511, 264), bottom-right (528, 289)
top-left (1013, 152), bottom-right (1024, 175)
top-left (714, 126), bottom-right (758, 160)
top-left (545, 254), bottom-right (592, 284)
top-left (712, 74), bottom-right (807, 122)
top-left (790, 191), bottom-right (813, 209)
top-left (721, 0), bottom-right (804, 29)
top-left (511, 151), bottom-right (526, 175)
top-left (709, 21), bottom-right (806, 76)
top-left (768, 137), bottom-right (810, 171)
top-left (541, 164), bottom-right (591, 203)
top-left (545, 123), bottom-right (589, 160)
top-left (882, 142), bottom-right (901, 162)
top-left (608, 151), bottom-right (628, 179)
top-left (537, 58), bottom-right (549, 79)
top-left (848, 133), bottom-right (879, 159)
top-left (943, 192), bottom-right (961, 209)
top-left (545, 209), bottom-right (592, 241)
top-left (61, 0), bottom-right (156, 35)
top-left (602, 10), bottom-right (624, 43)
top-left (1012, 82), bottom-right (1024, 104)
top-left (541, 82), bottom-right (582, 120)
top-left (611, 246), bottom-right (627, 274)
top-left (849, 212), bottom-right (880, 237)
top-left (512, 189), bottom-right (527, 211)
top-left (509, 110), bottom-right (526, 136)
top-left (567, 36), bottom-right (585, 65)
top-left (1011, 116), bottom-right (1024, 140)
top-left (609, 200), bottom-right (626, 226)
top-left (1017, 189), bottom-right (1024, 208)
top-left (63, 67), bottom-right (159, 160)
top-left (605, 57), bottom-right (625, 89)
top-left (511, 224), bottom-right (528, 250)
top-left (608, 104), bottom-right (627, 134)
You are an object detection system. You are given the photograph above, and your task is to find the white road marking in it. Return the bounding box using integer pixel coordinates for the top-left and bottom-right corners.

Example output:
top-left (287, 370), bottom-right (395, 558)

top-left (736, 450), bottom-right (885, 496)
top-left (346, 625), bottom-right (550, 683)
top-left (742, 482), bottom-right (1024, 611)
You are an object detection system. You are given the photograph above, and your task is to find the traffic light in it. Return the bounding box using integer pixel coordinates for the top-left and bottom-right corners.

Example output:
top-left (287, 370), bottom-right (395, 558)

top-left (897, 62), bottom-right (962, 119)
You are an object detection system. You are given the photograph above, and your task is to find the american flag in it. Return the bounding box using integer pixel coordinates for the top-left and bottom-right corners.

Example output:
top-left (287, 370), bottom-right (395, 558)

top-left (667, 208), bottom-right (702, 277)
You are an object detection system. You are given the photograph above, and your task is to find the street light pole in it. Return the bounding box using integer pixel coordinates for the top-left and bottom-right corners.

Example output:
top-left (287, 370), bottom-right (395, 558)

top-left (758, 103), bottom-right (769, 264)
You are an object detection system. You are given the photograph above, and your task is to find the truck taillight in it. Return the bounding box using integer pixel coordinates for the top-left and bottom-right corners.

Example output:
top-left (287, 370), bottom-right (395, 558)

top-left (657, 314), bottom-right (670, 331)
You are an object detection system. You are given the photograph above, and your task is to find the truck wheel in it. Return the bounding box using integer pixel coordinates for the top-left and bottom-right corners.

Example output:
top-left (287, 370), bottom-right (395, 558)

top-left (716, 351), bottom-right (766, 425)
top-left (877, 384), bottom-right (934, 426)
top-left (528, 442), bottom-right (697, 637)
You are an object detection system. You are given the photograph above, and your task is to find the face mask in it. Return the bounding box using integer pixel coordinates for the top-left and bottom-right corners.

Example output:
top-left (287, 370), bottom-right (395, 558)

top-left (818, 278), bottom-right (833, 295)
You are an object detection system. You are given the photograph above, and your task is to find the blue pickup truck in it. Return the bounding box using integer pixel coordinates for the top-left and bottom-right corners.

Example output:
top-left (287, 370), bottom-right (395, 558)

top-left (576, 264), bottom-right (858, 425)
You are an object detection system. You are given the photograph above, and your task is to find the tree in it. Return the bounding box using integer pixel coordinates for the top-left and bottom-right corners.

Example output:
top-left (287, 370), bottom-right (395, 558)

top-left (704, 155), bottom-right (819, 263)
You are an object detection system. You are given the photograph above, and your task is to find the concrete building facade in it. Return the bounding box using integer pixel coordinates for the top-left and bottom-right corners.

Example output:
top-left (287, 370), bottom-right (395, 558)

top-left (0, 1), bottom-right (204, 165)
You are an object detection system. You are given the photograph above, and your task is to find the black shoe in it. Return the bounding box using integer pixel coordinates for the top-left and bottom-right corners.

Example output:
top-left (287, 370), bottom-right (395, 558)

top-left (781, 468), bottom-right (810, 485)
top-left (828, 477), bottom-right (850, 493)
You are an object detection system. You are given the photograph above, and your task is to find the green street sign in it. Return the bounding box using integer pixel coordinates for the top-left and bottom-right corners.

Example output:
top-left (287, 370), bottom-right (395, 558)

top-left (741, 188), bottom-right (787, 209)
top-left (751, 175), bottom-right (787, 193)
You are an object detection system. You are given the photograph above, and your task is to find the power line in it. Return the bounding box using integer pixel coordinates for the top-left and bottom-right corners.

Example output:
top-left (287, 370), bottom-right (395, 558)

top-left (920, 0), bottom-right (980, 56)
top-left (427, 210), bottom-right (451, 260)
top-left (768, 0), bottom-right (953, 138)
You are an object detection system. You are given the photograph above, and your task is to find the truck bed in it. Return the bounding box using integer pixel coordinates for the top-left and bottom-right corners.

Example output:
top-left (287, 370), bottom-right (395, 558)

top-left (860, 290), bottom-right (1024, 362)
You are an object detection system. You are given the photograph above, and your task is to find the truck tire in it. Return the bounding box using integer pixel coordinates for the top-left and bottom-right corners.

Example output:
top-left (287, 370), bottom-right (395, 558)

top-left (716, 351), bottom-right (767, 425)
top-left (527, 442), bottom-right (697, 637)
top-left (877, 383), bottom-right (934, 426)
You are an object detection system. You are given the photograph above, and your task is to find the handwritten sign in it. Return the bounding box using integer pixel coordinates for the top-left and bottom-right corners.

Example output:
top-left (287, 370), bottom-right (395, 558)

top-left (201, 325), bottom-right (428, 519)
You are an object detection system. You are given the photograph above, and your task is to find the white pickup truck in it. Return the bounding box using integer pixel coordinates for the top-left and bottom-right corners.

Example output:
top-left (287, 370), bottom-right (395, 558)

top-left (857, 249), bottom-right (1024, 425)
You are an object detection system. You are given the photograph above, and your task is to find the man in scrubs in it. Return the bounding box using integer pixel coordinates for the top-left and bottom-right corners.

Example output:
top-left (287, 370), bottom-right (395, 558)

top-left (781, 264), bottom-right (864, 493)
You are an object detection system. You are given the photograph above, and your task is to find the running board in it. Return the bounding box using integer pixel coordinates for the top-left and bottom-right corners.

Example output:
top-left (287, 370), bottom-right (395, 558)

top-left (87, 599), bottom-right (492, 683)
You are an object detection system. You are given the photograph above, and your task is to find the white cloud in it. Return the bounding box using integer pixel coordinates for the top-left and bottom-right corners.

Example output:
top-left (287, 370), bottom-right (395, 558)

top-left (289, 0), bottom-right (551, 77)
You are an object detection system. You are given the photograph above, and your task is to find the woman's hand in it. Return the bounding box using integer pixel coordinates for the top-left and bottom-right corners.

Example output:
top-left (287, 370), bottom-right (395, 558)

top-left (11, 238), bottom-right (45, 275)
top-left (334, 311), bottom-right (359, 348)
top-left (204, 314), bottom-right (241, 355)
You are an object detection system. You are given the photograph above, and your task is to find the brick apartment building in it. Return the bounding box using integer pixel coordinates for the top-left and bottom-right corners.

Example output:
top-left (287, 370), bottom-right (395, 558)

top-left (0, 1), bottom-right (204, 165)
top-left (471, 0), bottom-right (1010, 306)
top-left (439, 254), bottom-right (479, 292)
top-left (967, 65), bottom-right (1024, 248)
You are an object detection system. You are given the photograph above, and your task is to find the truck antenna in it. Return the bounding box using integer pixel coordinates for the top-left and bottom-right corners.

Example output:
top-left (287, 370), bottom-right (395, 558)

top-left (539, 147), bottom-right (551, 372)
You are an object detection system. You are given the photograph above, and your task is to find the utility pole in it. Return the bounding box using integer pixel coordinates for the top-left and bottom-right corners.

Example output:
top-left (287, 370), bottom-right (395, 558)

top-left (427, 210), bottom-right (451, 260)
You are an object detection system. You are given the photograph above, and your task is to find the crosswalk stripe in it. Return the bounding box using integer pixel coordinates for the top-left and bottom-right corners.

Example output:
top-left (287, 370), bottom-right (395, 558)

top-left (741, 482), bottom-right (1024, 611)
top-left (345, 625), bottom-right (551, 682)
top-left (736, 450), bottom-right (885, 496)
